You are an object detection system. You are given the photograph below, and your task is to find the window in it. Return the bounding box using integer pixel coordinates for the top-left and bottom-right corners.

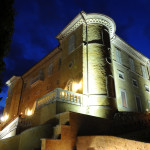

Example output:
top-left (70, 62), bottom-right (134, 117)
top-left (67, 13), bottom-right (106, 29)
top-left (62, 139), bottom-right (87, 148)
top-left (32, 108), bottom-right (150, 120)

top-left (68, 61), bottom-right (73, 69)
top-left (30, 70), bottom-right (44, 87)
top-left (145, 85), bottom-right (149, 92)
top-left (120, 89), bottom-right (127, 108)
top-left (67, 80), bottom-right (73, 91)
top-left (148, 101), bottom-right (150, 111)
top-left (141, 65), bottom-right (147, 78)
top-left (132, 79), bottom-right (138, 87)
top-left (129, 58), bottom-right (135, 72)
top-left (118, 71), bottom-right (124, 80)
top-left (48, 64), bottom-right (53, 76)
top-left (115, 48), bottom-right (122, 64)
top-left (135, 96), bottom-right (142, 112)
top-left (58, 58), bottom-right (61, 70)
top-left (39, 70), bottom-right (44, 80)
top-left (23, 82), bottom-right (27, 89)
top-left (68, 35), bottom-right (75, 54)
top-left (102, 28), bottom-right (110, 48)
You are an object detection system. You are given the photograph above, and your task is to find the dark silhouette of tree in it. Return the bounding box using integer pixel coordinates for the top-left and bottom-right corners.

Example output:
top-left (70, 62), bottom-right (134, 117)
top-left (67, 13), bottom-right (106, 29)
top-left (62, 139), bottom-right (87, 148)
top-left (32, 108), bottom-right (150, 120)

top-left (0, 0), bottom-right (15, 100)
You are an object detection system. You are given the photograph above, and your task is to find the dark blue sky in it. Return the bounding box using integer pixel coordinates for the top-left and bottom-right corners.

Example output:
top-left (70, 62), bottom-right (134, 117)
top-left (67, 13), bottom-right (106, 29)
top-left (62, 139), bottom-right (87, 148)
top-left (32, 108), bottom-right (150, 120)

top-left (1, 0), bottom-right (150, 107)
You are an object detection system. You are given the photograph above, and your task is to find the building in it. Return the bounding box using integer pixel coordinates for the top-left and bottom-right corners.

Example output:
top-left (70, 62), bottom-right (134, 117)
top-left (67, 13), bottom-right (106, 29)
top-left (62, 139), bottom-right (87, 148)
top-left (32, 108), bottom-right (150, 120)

top-left (0, 11), bottom-right (150, 150)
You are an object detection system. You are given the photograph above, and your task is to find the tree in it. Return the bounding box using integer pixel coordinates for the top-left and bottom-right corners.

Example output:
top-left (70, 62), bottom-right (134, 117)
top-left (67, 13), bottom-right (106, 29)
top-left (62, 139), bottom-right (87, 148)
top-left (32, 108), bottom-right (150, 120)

top-left (0, 0), bottom-right (15, 100)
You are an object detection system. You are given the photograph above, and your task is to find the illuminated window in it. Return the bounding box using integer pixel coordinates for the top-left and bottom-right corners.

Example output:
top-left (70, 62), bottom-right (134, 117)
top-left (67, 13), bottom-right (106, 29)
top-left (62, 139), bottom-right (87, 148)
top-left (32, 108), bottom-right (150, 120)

top-left (135, 96), bottom-right (142, 112)
top-left (115, 48), bottom-right (122, 64)
top-left (132, 79), bottom-right (138, 87)
top-left (129, 58), bottom-right (135, 72)
top-left (141, 65), bottom-right (147, 78)
top-left (145, 85), bottom-right (149, 92)
top-left (120, 89), bottom-right (127, 108)
top-left (48, 64), bottom-right (53, 76)
top-left (68, 34), bottom-right (75, 54)
top-left (118, 71), bottom-right (124, 80)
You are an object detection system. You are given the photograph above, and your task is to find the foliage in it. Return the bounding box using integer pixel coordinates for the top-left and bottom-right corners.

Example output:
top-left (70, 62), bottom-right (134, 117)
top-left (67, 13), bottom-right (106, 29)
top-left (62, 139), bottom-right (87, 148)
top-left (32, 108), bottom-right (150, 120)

top-left (0, 0), bottom-right (15, 100)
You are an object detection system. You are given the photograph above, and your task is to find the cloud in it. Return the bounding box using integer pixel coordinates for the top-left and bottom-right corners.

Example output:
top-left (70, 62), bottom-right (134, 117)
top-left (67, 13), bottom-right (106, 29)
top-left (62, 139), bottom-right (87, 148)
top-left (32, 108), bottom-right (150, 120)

top-left (0, 88), bottom-right (8, 107)
top-left (3, 40), bottom-right (36, 83)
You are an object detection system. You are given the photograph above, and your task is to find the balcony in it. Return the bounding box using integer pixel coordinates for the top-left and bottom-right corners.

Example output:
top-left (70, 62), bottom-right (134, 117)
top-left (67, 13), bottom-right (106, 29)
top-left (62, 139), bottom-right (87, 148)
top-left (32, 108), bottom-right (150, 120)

top-left (36, 88), bottom-right (83, 110)
top-left (30, 75), bottom-right (44, 88)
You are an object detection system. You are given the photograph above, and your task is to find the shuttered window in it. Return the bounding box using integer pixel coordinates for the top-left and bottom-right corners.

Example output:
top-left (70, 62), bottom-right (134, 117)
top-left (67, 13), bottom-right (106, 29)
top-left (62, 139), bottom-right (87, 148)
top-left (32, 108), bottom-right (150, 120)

top-left (120, 89), bottom-right (127, 108)
top-left (141, 65), bottom-right (147, 78)
top-left (116, 48), bottom-right (122, 64)
top-left (148, 101), bottom-right (150, 111)
top-left (129, 58), bottom-right (135, 72)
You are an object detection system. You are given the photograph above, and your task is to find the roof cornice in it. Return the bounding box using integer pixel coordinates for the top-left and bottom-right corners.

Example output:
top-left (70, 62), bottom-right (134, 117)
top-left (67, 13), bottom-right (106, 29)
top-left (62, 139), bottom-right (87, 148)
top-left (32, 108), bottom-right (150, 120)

top-left (112, 35), bottom-right (149, 65)
top-left (56, 11), bottom-right (116, 40)
top-left (22, 47), bottom-right (61, 78)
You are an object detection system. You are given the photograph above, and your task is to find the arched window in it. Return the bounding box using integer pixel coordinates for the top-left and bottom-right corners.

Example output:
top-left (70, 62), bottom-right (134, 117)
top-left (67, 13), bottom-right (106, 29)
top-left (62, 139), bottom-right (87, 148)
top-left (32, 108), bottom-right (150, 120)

top-left (67, 80), bottom-right (73, 91)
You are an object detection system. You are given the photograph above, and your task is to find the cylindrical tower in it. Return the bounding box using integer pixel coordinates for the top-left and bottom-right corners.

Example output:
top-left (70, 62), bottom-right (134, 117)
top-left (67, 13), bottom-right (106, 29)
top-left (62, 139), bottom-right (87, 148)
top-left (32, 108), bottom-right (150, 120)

top-left (82, 13), bottom-right (116, 118)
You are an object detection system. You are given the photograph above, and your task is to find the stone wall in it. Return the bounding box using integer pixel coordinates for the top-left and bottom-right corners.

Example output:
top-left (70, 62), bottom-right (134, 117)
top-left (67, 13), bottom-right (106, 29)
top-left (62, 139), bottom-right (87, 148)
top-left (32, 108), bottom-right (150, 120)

top-left (77, 136), bottom-right (150, 150)
top-left (0, 135), bottom-right (19, 150)
top-left (32, 102), bottom-right (57, 126)
top-left (0, 124), bottom-right (53, 150)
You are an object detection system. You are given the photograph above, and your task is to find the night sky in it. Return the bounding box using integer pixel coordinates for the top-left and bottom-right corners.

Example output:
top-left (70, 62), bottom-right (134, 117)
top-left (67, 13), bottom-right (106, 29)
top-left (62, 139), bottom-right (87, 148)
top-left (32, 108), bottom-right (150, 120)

top-left (1, 0), bottom-right (150, 107)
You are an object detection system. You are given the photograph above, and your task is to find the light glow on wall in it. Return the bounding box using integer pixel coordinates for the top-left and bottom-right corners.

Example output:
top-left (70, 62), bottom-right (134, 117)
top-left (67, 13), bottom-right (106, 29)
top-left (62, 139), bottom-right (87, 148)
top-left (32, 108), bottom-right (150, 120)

top-left (61, 92), bottom-right (65, 96)
top-left (27, 109), bottom-right (32, 116)
top-left (0, 117), bottom-right (19, 139)
top-left (146, 109), bottom-right (149, 112)
top-left (72, 82), bottom-right (82, 92)
top-left (1, 114), bottom-right (9, 122)
top-left (25, 109), bottom-right (33, 116)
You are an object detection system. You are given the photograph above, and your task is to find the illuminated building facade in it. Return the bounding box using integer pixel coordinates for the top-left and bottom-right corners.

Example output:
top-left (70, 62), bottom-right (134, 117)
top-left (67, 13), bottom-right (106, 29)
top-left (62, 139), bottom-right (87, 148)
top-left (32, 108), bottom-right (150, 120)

top-left (0, 11), bottom-right (150, 150)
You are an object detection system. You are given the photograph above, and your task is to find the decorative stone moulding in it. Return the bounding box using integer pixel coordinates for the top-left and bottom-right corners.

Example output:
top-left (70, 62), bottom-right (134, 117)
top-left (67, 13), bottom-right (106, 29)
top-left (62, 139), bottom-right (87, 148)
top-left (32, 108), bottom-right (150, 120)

top-left (112, 35), bottom-right (149, 65)
top-left (6, 76), bottom-right (20, 86)
top-left (56, 11), bottom-right (116, 40)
